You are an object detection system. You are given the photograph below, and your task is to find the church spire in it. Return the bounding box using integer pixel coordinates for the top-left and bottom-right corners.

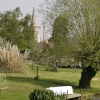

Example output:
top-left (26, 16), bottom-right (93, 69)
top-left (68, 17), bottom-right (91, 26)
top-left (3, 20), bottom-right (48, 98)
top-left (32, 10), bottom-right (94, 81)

top-left (32, 7), bottom-right (41, 43)
top-left (32, 7), bottom-right (36, 26)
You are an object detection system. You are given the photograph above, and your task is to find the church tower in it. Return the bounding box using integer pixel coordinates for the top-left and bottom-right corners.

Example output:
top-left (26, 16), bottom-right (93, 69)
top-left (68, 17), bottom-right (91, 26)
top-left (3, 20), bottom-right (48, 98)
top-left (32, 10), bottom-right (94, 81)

top-left (32, 7), bottom-right (41, 43)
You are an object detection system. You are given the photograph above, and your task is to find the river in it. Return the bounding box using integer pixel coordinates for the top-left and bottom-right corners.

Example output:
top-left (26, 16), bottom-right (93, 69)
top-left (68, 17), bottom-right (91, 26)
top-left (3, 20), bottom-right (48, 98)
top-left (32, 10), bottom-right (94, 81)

top-left (83, 95), bottom-right (100, 100)
top-left (90, 95), bottom-right (100, 100)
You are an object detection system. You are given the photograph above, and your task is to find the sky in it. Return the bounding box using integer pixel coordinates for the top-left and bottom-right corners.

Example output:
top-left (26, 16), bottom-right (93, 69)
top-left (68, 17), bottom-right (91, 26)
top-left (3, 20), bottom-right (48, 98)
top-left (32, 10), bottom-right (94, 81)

top-left (0, 0), bottom-right (47, 39)
top-left (0, 0), bottom-right (45, 17)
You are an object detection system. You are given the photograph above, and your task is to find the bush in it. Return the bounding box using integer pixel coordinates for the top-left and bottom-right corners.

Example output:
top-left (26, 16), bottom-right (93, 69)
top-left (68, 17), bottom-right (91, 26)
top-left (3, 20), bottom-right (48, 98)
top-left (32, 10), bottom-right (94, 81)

top-left (29, 89), bottom-right (56, 100)
top-left (45, 67), bottom-right (57, 72)
top-left (29, 89), bottom-right (66, 100)
top-left (0, 37), bottom-right (30, 73)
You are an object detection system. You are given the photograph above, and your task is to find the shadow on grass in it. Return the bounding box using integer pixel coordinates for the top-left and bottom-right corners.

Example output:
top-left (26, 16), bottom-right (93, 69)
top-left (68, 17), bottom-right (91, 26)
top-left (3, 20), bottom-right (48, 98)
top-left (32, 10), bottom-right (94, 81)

top-left (7, 76), bottom-right (100, 94)
top-left (7, 76), bottom-right (77, 88)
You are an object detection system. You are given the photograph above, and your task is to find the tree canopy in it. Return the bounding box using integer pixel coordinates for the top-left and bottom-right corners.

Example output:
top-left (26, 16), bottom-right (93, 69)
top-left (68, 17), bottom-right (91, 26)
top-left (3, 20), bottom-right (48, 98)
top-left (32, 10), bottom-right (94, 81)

top-left (0, 7), bottom-right (35, 51)
top-left (48, 12), bottom-right (71, 67)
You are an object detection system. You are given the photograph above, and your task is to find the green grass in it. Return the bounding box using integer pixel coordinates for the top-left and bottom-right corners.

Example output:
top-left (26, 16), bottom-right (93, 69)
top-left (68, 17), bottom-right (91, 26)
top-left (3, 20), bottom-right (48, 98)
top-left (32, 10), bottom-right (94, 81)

top-left (0, 64), bottom-right (100, 100)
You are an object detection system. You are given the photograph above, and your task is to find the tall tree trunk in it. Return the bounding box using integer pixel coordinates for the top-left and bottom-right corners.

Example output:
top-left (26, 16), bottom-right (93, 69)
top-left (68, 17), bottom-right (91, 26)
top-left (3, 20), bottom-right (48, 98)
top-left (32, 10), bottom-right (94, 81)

top-left (78, 66), bottom-right (97, 88)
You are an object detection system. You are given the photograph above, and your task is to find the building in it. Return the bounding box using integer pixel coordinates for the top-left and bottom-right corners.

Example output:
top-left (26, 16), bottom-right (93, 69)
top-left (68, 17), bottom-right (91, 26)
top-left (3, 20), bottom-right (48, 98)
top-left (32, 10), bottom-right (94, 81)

top-left (32, 7), bottom-right (41, 43)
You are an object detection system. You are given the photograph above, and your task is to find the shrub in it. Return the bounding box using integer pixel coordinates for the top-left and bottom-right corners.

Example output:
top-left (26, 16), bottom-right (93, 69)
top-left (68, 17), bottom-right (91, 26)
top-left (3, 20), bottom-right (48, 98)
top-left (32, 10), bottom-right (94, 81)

top-left (29, 89), bottom-right (55, 100)
top-left (29, 89), bottom-right (66, 100)
top-left (45, 67), bottom-right (57, 72)
top-left (0, 36), bottom-right (30, 73)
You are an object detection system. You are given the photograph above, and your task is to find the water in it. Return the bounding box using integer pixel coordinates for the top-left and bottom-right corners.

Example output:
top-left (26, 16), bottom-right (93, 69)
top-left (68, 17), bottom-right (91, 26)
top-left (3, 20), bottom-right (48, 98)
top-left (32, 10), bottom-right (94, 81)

top-left (83, 95), bottom-right (100, 100)
top-left (90, 96), bottom-right (100, 100)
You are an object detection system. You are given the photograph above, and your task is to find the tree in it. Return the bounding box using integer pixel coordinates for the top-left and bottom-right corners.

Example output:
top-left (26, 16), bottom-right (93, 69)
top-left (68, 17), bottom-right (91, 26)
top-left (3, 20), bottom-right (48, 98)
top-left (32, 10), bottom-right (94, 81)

top-left (20, 14), bottom-right (35, 51)
top-left (0, 7), bottom-right (35, 51)
top-left (40, 0), bottom-right (100, 88)
top-left (66, 0), bottom-right (100, 88)
top-left (49, 12), bottom-right (71, 67)
top-left (77, 0), bottom-right (100, 88)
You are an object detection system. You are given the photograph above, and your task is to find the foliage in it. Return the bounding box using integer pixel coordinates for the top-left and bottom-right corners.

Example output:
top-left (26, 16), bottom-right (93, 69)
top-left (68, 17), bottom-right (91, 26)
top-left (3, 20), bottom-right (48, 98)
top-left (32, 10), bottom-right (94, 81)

top-left (29, 88), bottom-right (66, 100)
top-left (0, 7), bottom-right (35, 51)
top-left (50, 13), bottom-right (72, 66)
top-left (29, 89), bottom-right (55, 100)
top-left (40, 0), bottom-right (100, 88)
top-left (68, 0), bottom-right (100, 88)
top-left (0, 36), bottom-right (30, 73)
top-left (45, 66), bottom-right (57, 72)
top-left (78, 0), bottom-right (100, 71)
top-left (42, 12), bottom-right (76, 68)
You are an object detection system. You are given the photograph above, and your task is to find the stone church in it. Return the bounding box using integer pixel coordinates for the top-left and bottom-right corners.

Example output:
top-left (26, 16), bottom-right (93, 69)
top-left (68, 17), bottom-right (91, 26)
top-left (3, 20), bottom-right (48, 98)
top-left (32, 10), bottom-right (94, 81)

top-left (32, 8), bottom-right (41, 43)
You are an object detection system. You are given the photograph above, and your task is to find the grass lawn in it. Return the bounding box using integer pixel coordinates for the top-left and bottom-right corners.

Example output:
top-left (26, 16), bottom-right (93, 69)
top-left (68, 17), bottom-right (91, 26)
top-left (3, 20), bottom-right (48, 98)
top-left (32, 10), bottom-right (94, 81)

top-left (0, 63), bottom-right (100, 100)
